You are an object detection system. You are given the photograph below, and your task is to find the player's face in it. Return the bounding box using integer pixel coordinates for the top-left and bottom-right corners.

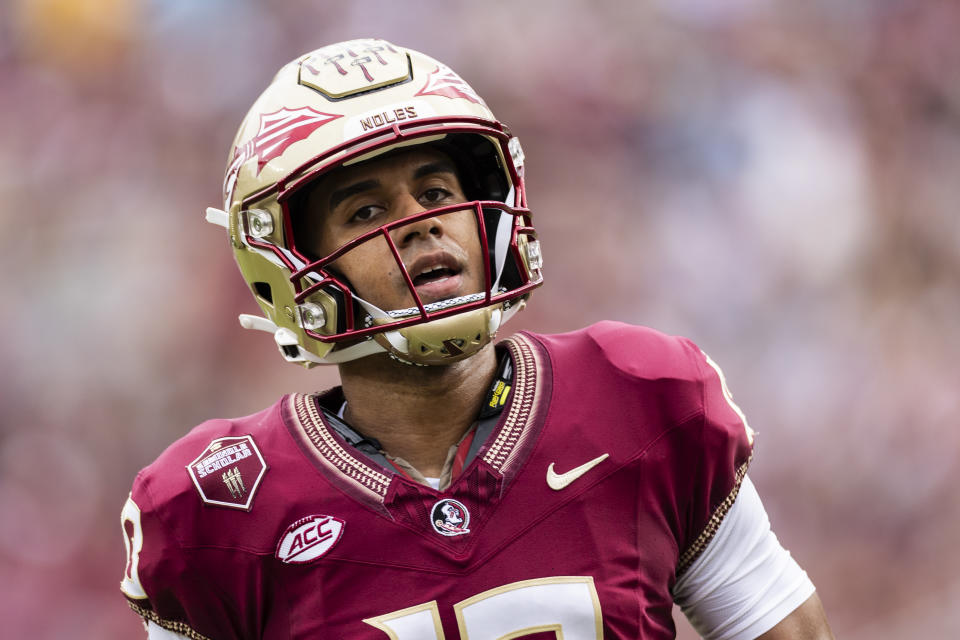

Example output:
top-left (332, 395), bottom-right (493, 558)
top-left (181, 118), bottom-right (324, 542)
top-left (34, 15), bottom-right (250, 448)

top-left (301, 148), bottom-right (486, 312)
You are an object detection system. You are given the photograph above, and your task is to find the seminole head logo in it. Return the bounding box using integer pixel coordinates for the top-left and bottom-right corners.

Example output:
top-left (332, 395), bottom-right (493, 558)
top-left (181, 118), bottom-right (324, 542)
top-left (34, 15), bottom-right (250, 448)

top-left (223, 107), bottom-right (342, 207)
top-left (430, 498), bottom-right (471, 537)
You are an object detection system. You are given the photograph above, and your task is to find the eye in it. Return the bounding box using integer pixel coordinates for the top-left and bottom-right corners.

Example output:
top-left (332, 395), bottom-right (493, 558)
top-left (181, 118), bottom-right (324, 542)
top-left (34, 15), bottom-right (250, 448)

top-left (419, 187), bottom-right (454, 206)
top-left (348, 204), bottom-right (383, 224)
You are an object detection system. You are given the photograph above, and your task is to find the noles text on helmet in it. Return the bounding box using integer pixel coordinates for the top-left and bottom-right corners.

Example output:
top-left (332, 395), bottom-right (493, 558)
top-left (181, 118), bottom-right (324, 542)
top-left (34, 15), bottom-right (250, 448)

top-left (207, 38), bottom-right (543, 367)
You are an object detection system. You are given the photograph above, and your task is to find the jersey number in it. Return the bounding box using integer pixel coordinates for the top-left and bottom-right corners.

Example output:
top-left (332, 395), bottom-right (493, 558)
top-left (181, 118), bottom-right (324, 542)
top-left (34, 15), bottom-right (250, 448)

top-left (363, 576), bottom-right (603, 639)
top-left (121, 495), bottom-right (148, 599)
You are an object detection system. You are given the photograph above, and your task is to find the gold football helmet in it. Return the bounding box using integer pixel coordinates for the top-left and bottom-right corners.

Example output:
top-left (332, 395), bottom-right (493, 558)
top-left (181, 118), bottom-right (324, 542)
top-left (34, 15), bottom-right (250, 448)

top-left (208, 39), bottom-right (542, 366)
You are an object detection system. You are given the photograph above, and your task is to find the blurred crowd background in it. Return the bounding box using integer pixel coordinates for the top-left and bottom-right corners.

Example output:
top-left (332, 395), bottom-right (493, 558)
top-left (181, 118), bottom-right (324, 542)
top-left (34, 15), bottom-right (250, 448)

top-left (1, 0), bottom-right (958, 637)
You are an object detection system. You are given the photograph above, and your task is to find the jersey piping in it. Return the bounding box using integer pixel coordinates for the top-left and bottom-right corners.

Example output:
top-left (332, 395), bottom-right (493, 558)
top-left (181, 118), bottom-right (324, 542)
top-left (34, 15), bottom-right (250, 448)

top-left (482, 332), bottom-right (543, 474)
top-left (128, 601), bottom-right (213, 640)
top-left (677, 452), bottom-right (752, 576)
top-left (289, 392), bottom-right (392, 501)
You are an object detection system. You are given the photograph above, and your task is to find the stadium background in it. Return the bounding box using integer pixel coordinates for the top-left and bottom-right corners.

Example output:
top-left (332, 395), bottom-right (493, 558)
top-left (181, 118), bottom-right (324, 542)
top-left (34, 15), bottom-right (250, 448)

top-left (1, 0), bottom-right (957, 637)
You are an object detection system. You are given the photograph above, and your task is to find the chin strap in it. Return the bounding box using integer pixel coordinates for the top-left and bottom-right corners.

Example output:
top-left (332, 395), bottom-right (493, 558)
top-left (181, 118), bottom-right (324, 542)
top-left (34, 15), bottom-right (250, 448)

top-left (238, 313), bottom-right (385, 365)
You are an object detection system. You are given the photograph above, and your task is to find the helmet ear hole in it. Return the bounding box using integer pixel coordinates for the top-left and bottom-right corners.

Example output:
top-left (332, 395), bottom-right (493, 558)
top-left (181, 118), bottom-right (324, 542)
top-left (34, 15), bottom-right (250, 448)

top-left (253, 281), bottom-right (273, 304)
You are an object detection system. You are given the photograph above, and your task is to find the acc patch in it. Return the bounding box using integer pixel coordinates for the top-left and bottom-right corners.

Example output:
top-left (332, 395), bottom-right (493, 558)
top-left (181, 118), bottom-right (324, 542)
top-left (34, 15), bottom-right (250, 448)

top-left (186, 435), bottom-right (267, 510)
top-left (276, 515), bottom-right (345, 564)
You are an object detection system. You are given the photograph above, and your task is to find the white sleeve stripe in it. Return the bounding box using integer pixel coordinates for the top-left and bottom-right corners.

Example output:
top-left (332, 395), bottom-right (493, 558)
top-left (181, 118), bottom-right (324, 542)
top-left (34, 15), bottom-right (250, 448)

top-left (673, 476), bottom-right (816, 640)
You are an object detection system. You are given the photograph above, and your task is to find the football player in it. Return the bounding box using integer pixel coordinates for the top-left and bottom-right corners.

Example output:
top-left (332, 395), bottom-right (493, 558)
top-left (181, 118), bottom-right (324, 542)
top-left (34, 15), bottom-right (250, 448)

top-left (120, 39), bottom-right (834, 639)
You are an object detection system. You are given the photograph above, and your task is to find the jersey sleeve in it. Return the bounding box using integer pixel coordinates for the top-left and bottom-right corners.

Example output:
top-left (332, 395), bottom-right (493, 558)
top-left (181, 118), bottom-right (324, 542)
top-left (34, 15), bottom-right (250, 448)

top-left (120, 472), bottom-right (237, 640)
top-left (674, 341), bottom-right (755, 576)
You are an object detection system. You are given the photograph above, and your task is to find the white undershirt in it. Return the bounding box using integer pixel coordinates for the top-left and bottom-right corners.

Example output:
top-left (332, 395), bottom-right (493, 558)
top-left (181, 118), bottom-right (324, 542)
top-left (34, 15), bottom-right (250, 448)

top-left (145, 622), bottom-right (187, 639)
top-left (146, 475), bottom-right (812, 639)
top-left (673, 475), bottom-right (816, 639)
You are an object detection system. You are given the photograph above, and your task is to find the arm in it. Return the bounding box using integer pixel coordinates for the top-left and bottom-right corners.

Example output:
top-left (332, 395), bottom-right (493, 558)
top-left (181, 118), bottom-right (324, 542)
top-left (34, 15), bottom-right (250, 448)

top-left (756, 592), bottom-right (834, 640)
top-left (673, 476), bottom-right (831, 640)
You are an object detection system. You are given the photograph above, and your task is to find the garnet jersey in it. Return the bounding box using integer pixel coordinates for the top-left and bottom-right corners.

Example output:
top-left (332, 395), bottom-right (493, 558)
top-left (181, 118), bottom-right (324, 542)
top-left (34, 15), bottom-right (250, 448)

top-left (120, 322), bottom-right (754, 639)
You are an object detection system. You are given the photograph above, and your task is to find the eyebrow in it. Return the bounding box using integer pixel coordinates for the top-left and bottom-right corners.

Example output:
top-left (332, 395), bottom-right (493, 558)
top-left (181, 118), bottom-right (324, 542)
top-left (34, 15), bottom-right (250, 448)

top-left (327, 160), bottom-right (459, 212)
top-left (328, 179), bottom-right (379, 212)
top-left (413, 160), bottom-right (458, 181)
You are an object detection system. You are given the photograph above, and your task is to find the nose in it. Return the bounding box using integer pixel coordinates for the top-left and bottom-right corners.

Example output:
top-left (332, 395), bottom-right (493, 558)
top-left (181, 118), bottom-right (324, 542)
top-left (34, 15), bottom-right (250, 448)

top-left (392, 194), bottom-right (443, 246)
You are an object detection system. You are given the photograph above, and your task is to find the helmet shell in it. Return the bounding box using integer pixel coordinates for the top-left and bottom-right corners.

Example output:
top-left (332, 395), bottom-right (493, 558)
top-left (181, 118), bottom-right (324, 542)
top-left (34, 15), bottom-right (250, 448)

top-left (219, 39), bottom-right (542, 366)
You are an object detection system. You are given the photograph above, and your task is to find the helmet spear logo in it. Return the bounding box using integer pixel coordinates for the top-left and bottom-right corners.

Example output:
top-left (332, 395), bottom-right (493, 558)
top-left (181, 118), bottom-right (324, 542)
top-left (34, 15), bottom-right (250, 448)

top-left (223, 107), bottom-right (341, 207)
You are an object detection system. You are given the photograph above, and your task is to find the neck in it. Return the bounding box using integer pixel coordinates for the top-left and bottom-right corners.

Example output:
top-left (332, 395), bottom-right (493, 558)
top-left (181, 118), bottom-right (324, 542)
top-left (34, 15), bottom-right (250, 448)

top-left (336, 343), bottom-right (498, 477)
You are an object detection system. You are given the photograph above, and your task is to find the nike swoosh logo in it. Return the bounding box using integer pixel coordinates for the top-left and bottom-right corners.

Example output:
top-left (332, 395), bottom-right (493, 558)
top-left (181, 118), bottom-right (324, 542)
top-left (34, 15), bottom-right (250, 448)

top-left (546, 454), bottom-right (609, 491)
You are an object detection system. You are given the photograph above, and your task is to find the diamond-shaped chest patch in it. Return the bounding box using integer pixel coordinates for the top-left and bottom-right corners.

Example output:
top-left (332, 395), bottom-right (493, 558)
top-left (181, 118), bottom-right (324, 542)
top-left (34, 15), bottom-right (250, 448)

top-left (186, 435), bottom-right (268, 511)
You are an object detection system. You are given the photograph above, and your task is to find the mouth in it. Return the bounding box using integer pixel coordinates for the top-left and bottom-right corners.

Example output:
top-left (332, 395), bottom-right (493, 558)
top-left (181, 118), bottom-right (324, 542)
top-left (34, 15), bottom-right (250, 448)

top-left (406, 252), bottom-right (467, 303)
top-left (412, 264), bottom-right (460, 286)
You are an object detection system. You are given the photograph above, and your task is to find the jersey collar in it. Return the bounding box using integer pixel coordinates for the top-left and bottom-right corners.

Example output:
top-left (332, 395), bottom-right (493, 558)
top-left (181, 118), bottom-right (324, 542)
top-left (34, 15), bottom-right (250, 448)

top-left (282, 332), bottom-right (552, 511)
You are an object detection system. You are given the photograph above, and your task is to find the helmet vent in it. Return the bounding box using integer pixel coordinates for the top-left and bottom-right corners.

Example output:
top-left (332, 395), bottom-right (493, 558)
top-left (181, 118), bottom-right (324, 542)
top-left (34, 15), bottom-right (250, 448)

top-left (253, 282), bottom-right (273, 304)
